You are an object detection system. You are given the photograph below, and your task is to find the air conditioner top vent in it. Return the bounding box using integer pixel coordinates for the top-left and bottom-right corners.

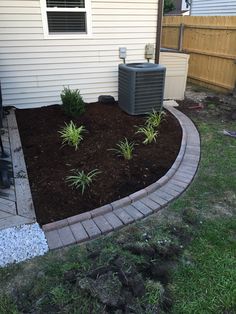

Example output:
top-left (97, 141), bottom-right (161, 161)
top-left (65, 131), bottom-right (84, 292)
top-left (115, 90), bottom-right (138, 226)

top-left (121, 63), bottom-right (166, 72)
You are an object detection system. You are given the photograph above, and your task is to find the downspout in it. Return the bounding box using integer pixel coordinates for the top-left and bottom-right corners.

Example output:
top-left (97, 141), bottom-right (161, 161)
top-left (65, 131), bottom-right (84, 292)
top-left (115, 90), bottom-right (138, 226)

top-left (155, 0), bottom-right (164, 64)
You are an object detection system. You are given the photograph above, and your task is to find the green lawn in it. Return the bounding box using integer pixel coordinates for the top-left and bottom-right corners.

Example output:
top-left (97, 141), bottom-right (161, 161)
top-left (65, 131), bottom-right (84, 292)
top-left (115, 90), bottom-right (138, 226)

top-left (0, 94), bottom-right (236, 313)
top-left (171, 219), bottom-right (236, 314)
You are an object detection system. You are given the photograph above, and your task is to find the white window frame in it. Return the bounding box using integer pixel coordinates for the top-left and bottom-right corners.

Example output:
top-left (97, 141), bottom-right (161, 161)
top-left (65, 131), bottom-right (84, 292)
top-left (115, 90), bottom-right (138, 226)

top-left (40, 0), bottom-right (92, 39)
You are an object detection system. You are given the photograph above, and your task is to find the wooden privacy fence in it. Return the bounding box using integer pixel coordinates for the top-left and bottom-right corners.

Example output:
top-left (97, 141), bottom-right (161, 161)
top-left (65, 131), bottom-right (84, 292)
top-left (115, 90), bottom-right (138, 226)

top-left (162, 16), bottom-right (236, 93)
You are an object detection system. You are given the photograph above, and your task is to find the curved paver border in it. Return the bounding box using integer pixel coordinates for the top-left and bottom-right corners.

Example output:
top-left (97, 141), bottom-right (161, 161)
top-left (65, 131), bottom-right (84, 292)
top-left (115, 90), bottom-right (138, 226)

top-left (43, 103), bottom-right (201, 250)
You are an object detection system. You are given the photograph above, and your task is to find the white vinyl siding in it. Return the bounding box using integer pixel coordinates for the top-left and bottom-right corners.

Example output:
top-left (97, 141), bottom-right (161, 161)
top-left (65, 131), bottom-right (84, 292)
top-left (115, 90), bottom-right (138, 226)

top-left (190, 0), bottom-right (236, 16)
top-left (0, 0), bottom-right (158, 108)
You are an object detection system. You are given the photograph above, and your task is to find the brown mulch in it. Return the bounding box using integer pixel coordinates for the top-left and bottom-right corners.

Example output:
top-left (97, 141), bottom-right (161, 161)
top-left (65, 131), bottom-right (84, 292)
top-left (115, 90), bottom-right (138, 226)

top-left (16, 103), bottom-right (182, 225)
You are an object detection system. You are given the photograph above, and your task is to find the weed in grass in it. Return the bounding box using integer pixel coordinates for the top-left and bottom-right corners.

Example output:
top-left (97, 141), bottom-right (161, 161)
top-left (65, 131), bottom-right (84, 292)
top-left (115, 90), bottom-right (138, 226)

top-left (98, 242), bottom-right (146, 268)
top-left (136, 125), bottom-right (158, 144)
top-left (0, 295), bottom-right (19, 314)
top-left (145, 280), bottom-right (165, 305)
top-left (50, 285), bottom-right (71, 308)
top-left (139, 280), bottom-right (165, 314)
top-left (66, 169), bottom-right (101, 194)
top-left (69, 292), bottom-right (105, 313)
top-left (59, 121), bottom-right (86, 150)
top-left (109, 138), bottom-right (136, 160)
top-left (182, 208), bottom-right (200, 225)
top-left (145, 110), bottom-right (166, 128)
top-left (61, 87), bottom-right (85, 117)
top-left (207, 103), bottom-right (216, 110)
top-left (43, 258), bottom-right (67, 277)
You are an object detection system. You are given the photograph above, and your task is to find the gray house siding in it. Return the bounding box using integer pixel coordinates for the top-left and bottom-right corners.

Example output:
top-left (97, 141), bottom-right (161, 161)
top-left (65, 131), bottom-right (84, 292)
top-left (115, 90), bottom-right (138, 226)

top-left (191, 0), bottom-right (236, 16)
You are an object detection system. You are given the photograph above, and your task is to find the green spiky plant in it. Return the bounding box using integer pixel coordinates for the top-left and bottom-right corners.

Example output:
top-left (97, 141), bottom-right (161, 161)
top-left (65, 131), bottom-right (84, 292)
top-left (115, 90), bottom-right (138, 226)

top-left (66, 169), bottom-right (101, 194)
top-left (145, 110), bottom-right (166, 128)
top-left (136, 125), bottom-right (158, 144)
top-left (59, 121), bottom-right (86, 150)
top-left (109, 138), bottom-right (136, 160)
top-left (61, 87), bottom-right (85, 117)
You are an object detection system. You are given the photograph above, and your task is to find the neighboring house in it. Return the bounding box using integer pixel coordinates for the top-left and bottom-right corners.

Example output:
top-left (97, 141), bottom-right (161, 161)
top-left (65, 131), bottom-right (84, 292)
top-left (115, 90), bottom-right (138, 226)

top-left (165, 0), bottom-right (190, 16)
top-left (190, 0), bottom-right (236, 16)
top-left (0, 0), bottom-right (159, 108)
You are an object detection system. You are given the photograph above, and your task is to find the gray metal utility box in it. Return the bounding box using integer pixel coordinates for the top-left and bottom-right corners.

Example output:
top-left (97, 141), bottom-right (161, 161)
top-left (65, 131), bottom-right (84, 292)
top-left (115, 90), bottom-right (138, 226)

top-left (118, 63), bottom-right (166, 115)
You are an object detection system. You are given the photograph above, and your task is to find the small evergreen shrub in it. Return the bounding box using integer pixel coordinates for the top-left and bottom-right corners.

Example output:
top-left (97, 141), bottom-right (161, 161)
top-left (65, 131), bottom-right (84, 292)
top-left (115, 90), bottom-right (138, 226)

top-left (61, 87), bottom-right (85, 117)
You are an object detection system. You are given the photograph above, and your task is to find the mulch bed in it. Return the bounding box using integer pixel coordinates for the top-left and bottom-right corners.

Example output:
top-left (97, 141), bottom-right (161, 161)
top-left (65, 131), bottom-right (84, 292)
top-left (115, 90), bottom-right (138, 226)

top-left (16, 103), bottom-right (182, 225)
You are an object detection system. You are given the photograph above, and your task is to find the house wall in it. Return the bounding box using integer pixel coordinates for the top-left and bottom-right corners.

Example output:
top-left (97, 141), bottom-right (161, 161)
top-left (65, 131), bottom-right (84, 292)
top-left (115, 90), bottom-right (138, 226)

top-left (190, 0), bottom-right (236, 16)
top-left (0, 0), bottom-right (158, 108)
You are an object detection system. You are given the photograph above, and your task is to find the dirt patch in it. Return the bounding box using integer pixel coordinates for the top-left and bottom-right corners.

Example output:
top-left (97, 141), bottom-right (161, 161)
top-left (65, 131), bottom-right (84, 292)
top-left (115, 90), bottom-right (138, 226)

top-left (16, 103), bottom-right (181, 225)
top-left (178, 84), bottom-right (236, 121)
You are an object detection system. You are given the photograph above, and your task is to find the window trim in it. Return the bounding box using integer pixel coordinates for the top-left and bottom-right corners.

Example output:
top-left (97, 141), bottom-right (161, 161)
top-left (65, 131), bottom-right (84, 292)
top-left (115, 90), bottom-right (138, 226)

top-left (40, 0), bottom-right (92, 39)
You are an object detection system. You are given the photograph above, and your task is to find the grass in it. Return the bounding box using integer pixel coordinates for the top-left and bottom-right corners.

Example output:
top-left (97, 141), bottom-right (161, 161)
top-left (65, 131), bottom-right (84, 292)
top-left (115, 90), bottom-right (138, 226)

top-left (171, 219), bottom-right (236, 313)
top-left (0, 295), bottom-right (18, 314)
top-left (0, 91), bottom-right (236, 313)
top-left (169, 120), bottom-right (236, 215)
top-left (167, 107), bottom-right (236, 313)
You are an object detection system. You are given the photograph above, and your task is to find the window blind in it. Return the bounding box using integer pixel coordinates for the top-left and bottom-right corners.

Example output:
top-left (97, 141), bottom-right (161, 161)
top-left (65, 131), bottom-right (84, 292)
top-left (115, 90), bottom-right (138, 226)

top-left (46, 0), bottom-right (85, 8)
top-left (47, 12), bottom-right (86, 33)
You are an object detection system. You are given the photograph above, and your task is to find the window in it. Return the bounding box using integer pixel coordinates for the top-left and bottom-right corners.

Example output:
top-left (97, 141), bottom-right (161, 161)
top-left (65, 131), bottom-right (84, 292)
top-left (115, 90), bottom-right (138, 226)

top-left (40, 0), bottom-right (92, 38)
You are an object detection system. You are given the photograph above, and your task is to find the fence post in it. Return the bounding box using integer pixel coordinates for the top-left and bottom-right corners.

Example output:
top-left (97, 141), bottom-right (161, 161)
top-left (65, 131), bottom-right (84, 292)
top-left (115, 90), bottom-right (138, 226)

top-left (155, 0), bottom-right (164, 64)
top-left (178, 23), bottom-right (184, 52)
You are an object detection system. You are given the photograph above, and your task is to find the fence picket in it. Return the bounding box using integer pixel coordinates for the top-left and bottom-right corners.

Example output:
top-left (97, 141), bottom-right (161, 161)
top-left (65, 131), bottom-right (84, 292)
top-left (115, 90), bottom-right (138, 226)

top-left (162, 16), bottom-right (236, 93)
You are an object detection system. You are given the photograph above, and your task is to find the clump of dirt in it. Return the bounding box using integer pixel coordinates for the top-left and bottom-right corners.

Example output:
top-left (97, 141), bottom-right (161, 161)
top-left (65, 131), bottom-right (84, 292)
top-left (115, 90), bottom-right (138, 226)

top-left (55, 243), bottom-right (179, 313)
top-left (16, 103), bottom-right (181, 225)
top-left (182, 208), bottom-right (200, 225)
top-left (203, 96), bottom-right (236, 121)
top-left (70, 225), bottom-right (190, 313)
top-left (3, 218), bottom-right (193, 314)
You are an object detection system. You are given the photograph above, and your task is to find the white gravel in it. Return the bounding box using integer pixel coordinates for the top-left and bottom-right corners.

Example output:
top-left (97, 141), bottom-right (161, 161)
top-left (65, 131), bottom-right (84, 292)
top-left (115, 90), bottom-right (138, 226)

top-left (0, 223), bottom-right (48, 268)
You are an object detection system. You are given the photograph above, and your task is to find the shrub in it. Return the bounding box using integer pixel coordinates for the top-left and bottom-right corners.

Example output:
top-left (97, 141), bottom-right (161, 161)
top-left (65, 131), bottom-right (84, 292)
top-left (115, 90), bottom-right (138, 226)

top-left (61, 87), bottom-right (85, 117)
top-left (59, 121), bottom-right (86, 150)
top-left (145, 110), bottom-right (166, 128)
top-left (66, 169), bottom-right (101, 194)
top-left (109, 138), bottom-right (136, 160)
top-left (136, 125), bottom-right (158, 144)
top-left (164, 0), bottom-right (175, 14)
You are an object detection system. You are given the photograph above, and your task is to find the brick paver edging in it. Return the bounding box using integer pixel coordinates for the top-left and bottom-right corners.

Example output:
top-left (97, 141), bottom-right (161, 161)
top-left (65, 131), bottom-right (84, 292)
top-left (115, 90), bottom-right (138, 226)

top-left (43, 104), bottom-right (200, 249)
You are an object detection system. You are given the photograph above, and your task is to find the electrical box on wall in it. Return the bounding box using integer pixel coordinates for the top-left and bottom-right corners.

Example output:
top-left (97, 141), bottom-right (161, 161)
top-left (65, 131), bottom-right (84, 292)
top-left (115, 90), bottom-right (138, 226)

top-left (119, 47), bottom-right (127, 61)
top-left (145, 44), bottom-right (154, 61)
